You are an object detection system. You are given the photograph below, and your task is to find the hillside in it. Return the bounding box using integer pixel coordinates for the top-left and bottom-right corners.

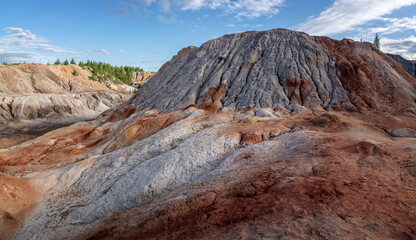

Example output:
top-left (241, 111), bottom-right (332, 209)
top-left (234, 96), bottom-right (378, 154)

top-left (1, 29), bottom-right (416, 240)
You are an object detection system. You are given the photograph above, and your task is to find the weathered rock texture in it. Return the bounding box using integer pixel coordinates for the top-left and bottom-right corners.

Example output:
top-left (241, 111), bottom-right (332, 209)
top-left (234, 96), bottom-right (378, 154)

top-left (4, 109), bottom-right (416, 240)
top-left (0, 64), bottom-right (131, 128)
top-left (133, 29), bottom-right (416, 113)
top-left (1, 29), bottom-right (416, 240)
top-left (387, 53), bottom-right (416, 78)
top-left (132, 71), bottom-right (155, 83)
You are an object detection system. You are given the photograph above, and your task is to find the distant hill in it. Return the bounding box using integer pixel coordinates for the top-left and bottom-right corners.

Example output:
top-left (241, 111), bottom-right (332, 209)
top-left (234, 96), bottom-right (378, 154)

top-left (387, 53), bottom-right (416, 78)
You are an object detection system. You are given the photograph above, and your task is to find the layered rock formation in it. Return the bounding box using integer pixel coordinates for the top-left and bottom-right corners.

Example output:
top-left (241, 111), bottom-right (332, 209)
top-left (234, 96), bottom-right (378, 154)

top-left (0, 64), bottom-right (132, 130)
top-left (387, 53), bottom-right (416, 78)
top-left (1, 29), bottom-right (416, 240)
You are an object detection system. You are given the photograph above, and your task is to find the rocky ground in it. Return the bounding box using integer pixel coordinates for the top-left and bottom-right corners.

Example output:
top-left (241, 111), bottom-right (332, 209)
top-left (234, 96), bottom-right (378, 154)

top-left (1, 29), bottom-right (416, 240)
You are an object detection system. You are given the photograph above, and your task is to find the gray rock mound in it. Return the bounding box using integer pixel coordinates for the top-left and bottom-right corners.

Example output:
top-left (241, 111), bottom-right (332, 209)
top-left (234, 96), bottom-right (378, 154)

top-left (132, 29), bottom-right (416, 113)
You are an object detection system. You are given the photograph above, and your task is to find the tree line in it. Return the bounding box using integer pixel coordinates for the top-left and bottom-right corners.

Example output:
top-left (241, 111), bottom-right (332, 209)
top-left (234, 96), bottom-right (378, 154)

top-left (54, 58), bottom-right (143, 85)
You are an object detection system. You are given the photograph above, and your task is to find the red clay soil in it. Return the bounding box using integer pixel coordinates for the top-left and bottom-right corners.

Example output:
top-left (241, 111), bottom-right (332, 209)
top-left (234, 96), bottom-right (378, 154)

top-left (83, 114), bottom-right (416, 240)
top-left (0, 110), bottom-right (187, 174)
top-left (0, 125), bottom-right (101, 173)
top-left (0, 173), bottom-right (38, 240)
top-left (103, 112), bottom-right (184, 153)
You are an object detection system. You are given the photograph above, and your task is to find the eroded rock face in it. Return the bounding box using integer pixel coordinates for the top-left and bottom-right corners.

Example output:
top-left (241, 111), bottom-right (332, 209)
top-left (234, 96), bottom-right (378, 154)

top-left (0, 64), bottom-right (131, 131)
top-left (1, 29), bottom-right (416, 240)
top-left (131, 29), bottom-right (416, 113)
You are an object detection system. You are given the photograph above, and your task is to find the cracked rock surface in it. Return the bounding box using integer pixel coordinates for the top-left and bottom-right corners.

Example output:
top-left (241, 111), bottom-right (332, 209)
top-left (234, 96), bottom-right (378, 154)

top-left (132, 29), bottom-right (416, 113)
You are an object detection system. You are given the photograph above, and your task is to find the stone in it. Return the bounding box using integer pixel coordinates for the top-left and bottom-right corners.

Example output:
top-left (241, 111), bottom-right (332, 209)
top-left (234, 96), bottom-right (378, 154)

top-left (391, 128), bottom-right (416, 138)
top-left (255, 108), bottom-right (275, 118)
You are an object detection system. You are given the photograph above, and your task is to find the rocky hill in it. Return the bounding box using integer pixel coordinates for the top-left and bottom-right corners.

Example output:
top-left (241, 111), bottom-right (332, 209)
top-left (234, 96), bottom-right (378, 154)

top-left (134, 30), bottom-right (415, 113)
top-left (387, 53), bottom-right (416, 78)
top-left (1, 29), bottom-right (416, 240)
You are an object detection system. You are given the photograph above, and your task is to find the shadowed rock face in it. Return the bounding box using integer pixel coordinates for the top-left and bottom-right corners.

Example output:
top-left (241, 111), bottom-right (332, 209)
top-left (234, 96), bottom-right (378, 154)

top-left (387, 53), bottom-right (416, 78)
top-left (132, 29), bottom-right (416, 113)
top-left (1, 29), bottom-right (416, 240)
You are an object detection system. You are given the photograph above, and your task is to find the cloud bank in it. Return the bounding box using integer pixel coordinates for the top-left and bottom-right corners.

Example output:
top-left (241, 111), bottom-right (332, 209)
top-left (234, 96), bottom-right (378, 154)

top-left (0, 27), bottom-right (112, 63)
top-left (382, 35), bottom-right (416, 60)
top-left (297, 0), bottom-right (416, 35)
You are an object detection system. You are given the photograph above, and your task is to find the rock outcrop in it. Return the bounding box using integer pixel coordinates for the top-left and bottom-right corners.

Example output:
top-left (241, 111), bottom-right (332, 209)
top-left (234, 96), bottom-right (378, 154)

top-left (387, 53), bottom-right (416, 78)
top-left (1, 29), bottom-right (416, 240)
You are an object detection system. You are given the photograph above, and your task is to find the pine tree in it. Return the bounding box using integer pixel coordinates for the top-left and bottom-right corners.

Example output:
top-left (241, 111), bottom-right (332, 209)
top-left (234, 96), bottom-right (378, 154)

top-left (78, 61), bottom-right (84, 68)
top-left (70, 58), bottom-right (76, 64)
top-left (64, 59), bottom-right (69, 65)
top-left (374, 34), bottom-right (380, 50)
top-left (54, 59), bottom-right (61, 65)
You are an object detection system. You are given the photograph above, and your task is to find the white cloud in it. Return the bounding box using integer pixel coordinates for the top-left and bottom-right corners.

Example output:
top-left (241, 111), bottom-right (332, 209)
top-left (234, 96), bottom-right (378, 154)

top-left (123, 0), bottom-right (286, 19)
top-left (225, 23), bottom-right (235, 27)
top-left (86, 49), bottom-right (111, 55)
top-left (0, 27), bottom-right (79, 54)
top-left (0, 27), bottom-right (81, 63)
top-left (381, 35), bottom-right (416, 60)
top-left (158, 0), bottom-right (171, 12)
top-left (378, 16), bottom-right (416, 34)
top-left (0, 51), bottom-right (54, 63)
top-left (157, 14), bottom-right (177, 23)
top-left (119, 49), bottom-right (124, 52)
top-left (297, 0), bottom-right (416, 35)
top-left (140, 60), bottom-right (156, 63)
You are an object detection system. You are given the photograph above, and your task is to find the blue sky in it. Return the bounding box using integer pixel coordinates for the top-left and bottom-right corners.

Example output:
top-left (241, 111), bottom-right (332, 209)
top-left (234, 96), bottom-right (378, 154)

top-left (1, 0), bottom-right (416, 71)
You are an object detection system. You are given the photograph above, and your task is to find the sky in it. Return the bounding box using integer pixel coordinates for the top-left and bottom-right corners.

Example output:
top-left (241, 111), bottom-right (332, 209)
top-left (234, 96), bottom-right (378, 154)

top-left (0, 0), bottom-right (416, 71)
